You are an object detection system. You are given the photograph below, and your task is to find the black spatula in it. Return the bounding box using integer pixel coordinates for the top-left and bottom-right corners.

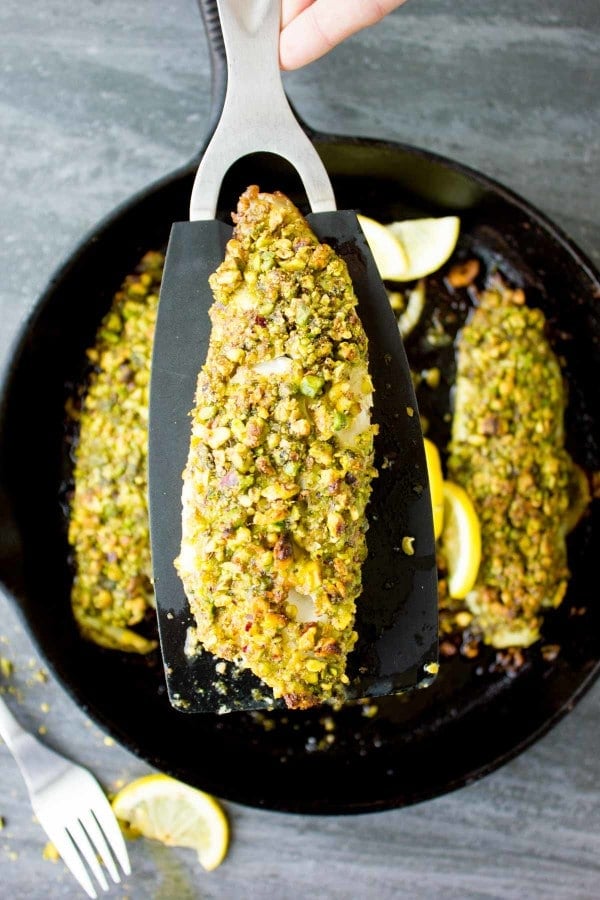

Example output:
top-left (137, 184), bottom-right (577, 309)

top-left (149, 0), bottom-right (438, 713)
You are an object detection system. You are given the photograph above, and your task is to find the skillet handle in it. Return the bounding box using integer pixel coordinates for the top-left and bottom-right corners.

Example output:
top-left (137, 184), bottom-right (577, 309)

top-left (196, 0), bottom-right (228, 153)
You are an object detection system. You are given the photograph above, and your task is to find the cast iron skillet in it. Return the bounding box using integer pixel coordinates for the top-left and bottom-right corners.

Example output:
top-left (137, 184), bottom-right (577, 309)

top-left (0, 2), bottom-right (599, 813)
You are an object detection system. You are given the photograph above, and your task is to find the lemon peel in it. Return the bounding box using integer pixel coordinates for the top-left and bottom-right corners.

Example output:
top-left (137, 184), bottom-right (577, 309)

top-left (423, 438), bottom-right (444, 540)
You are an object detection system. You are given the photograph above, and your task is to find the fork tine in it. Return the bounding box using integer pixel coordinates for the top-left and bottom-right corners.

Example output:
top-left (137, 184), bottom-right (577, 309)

top-left (39, 818), bottom-right (98, 900)
top-left (68, 819), bottom-right (110, 893)
top-left (90, 793), bottom-right (131, 877)
top-left (79, 809), bottom-right (120, 884)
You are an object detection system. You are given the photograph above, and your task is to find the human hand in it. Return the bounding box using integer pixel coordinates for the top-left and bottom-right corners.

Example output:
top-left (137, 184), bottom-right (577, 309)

top-left (280, 0), bottom-right (409, 70)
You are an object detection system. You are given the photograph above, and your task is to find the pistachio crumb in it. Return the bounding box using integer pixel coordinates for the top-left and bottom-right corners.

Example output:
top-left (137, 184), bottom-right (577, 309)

top-left (423, 367), bottom-right (441, 389)
top-left (42, 841), bottom-right (60, 862)
top-left (541, 644), bottom-right (560, 663)
top-left (447, 258), bottom-right (480, 288)
top-left (401, 536), bottom-right (415, 556)
top-left (455, 611), bottom-right (472, 629)
top-left (0, 658), bottom-right (13, 678)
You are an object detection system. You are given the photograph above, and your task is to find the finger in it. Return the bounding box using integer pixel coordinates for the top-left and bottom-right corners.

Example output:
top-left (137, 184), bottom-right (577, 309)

top-left (280, 0), bottom-right (408, 70)
top-left (281, 0), bottom-right (314, 29)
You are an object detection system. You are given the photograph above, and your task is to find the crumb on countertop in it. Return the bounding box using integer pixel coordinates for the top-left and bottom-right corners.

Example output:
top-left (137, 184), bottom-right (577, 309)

top-left (0, 658), bottom-right (14, 678)
top-left (42, 841), bottom-right (60, 862)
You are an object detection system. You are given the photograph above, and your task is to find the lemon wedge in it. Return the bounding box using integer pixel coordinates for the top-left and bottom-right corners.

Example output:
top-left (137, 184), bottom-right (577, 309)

top-left (441, 480), bottom-right (481, 599)
top-left (387, 216), bottom-right (460, 281)
top-left (112, 774), bottom-right (229, 871)
top-left (357, 214), bottom-right (408, 280)
top-left (397, 278), bottom-right (426, 338)
top-left (423, 438), bottom-right (444, 539)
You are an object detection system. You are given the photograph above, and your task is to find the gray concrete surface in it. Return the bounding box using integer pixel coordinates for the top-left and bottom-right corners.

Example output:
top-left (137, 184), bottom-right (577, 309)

top-left (0, 1), bottom-right (599, 898)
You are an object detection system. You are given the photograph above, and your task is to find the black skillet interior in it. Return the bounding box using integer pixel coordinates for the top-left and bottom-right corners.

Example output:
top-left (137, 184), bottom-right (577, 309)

top-left (0, 135), bottom-right (599, 813)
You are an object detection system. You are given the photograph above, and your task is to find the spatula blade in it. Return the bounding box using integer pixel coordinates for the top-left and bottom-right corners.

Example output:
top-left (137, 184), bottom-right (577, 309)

top-left (149, 213), bottom-right (438, 714)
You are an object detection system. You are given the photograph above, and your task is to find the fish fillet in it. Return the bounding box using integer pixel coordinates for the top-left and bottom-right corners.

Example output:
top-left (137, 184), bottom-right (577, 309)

top-left (448, 277), bottom-right (574, 648)
top-left (176, 186), bottom-right (377, 709)
top-left (69, 252), bottom-right (163, 654)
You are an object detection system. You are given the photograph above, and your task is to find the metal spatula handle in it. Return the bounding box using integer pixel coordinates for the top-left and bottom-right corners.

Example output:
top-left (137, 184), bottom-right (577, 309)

top-left (189, 0), bottom-right (336, 219)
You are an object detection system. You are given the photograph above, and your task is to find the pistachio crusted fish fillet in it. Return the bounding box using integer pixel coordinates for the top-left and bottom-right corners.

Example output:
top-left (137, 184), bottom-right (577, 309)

top-left (176, 186), bottom-right (377, 710)
top-left (447, 277), bottom-right (575, 648)
top-left (68, 252), bottom-right (163, 654)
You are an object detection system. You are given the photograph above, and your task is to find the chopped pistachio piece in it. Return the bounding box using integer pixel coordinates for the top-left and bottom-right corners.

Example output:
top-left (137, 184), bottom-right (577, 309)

top-left (299, 374), bottom-right (325, 398)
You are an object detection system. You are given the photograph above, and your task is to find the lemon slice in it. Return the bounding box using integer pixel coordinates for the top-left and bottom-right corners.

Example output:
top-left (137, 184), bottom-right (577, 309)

top-left (112, 774), bottom-right (229, 871)
top-left (441, 480), bottom-right (481, 599)
top-left (423, 438), bottom-right (444, 539)
top-left (357, 214), bottom-right (408, 280)
top-left (387, 216), bottom-right (460, 281)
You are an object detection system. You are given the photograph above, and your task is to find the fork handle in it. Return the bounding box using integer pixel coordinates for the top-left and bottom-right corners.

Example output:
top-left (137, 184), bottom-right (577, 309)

top-left (0, 692), bottom-right (27, 756)
top-left (0, 694), bottom-right (70, 795)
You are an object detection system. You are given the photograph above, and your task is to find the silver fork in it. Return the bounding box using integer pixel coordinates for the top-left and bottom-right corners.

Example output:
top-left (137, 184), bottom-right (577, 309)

top-left (0, 694), bottom-right (131, 898)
